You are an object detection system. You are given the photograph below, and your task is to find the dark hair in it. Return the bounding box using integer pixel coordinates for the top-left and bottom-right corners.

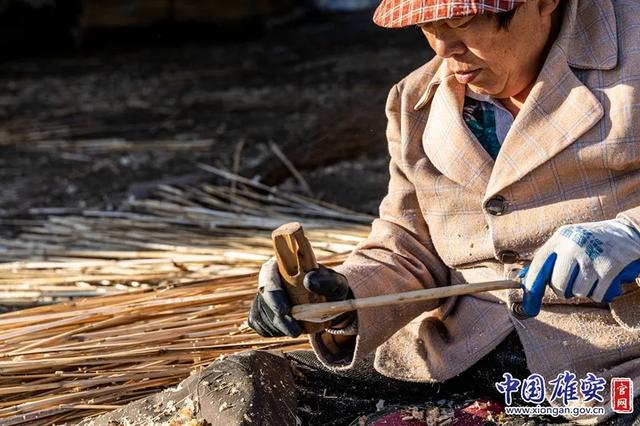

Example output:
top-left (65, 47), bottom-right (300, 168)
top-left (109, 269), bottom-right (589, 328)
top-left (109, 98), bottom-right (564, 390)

top-left (493, 9), bottom-right (518, 30)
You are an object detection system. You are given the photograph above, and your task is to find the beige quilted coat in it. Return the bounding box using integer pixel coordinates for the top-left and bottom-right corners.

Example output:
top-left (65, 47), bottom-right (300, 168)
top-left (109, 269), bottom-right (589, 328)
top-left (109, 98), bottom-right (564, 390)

top-left (310, 0), bottom-right (640, 422)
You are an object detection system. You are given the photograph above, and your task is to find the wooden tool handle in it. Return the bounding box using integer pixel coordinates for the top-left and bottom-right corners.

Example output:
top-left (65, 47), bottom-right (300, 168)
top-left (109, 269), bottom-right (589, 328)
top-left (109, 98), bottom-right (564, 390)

top-left (291, 279), bottom-right (522, 323)
top-left (272, 222), bottom-right (330, 333)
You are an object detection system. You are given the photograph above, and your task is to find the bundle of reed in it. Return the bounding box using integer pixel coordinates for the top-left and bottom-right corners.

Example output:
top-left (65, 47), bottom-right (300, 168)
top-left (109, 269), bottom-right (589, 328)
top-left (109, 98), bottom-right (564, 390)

top-left (0, 165), bottom-right (372, 306)
top-left (0, 269), bottom-right (339, 425)
top-left (0, 166), bottom-right (373, 424)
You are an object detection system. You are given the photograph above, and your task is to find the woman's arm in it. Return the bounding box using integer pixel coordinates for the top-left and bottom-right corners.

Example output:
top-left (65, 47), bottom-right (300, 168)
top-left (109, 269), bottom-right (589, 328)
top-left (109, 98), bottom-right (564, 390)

top-left (311, 84), bottom-right (451, 367)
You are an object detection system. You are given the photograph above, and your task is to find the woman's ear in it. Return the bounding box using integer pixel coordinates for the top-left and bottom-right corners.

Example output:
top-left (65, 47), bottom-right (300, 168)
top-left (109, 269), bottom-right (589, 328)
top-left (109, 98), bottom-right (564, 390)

top-left (538, 0), bottom-right (563, 18)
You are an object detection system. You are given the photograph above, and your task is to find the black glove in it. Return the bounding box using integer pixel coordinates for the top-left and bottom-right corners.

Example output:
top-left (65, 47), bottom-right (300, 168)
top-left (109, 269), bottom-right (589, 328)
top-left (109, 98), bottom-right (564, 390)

top-left (248, 258), bottom-right (351, 338)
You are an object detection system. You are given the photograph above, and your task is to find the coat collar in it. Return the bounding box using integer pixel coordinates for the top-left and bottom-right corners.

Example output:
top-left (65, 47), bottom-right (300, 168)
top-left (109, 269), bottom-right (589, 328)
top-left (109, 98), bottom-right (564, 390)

top-left (421, 73), bottom-right (494, 194)
top-left (556, 0), bottom-right (618, 71)
top-left (416, 0), bottom-right (613, 196)
top-left (414, 60), bottom-right (448, 110)
top-left (484, 46), bottom-right (604, 198)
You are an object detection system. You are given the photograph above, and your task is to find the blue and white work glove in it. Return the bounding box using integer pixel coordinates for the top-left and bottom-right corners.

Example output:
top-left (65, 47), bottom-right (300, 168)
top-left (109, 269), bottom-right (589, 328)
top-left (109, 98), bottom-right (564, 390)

top-left (515, 217), bottom-right (640, 318)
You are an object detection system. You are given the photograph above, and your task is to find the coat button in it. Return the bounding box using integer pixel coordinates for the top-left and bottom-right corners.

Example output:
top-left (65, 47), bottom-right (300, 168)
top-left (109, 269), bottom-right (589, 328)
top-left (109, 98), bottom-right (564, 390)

top-left (498, 250), bottom-right (519, 264)
top-left (484, 196), bottom-right (507, 216)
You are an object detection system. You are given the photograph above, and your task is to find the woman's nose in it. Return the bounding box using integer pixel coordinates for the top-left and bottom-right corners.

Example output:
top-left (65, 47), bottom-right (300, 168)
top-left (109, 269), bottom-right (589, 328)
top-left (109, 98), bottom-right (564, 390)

top-left (431, 35), bottom-right (467, 58)
top-left (423, 24), bottom-right (467, 58)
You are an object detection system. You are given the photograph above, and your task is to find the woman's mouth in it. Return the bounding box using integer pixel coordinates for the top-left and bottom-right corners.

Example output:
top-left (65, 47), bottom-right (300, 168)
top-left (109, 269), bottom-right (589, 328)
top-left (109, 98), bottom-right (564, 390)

top-left (454, 69), bottom-right (481, 84)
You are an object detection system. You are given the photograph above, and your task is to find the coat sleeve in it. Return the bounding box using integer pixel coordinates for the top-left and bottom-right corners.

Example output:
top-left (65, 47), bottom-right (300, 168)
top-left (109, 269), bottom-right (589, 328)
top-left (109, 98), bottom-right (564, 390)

top-left (618, 206), bottom-right (640, 232)
top-left (310, 84), bottom-right (451, 368)
top-left (610, 206), bottom-right (640, 332)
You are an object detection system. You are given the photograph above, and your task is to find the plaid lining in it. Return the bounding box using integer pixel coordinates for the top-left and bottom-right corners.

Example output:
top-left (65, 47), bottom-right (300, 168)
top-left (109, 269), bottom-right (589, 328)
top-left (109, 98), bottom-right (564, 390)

top-left (373, 0), bottom-right (526, 28)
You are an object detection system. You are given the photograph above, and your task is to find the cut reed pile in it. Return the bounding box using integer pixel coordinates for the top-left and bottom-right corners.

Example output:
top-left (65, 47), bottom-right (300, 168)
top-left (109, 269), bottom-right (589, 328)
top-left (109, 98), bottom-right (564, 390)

top-left (0, 274), bottom-right (312, 426)
top-left (0, 166), bottom-right (372, 425)
top-left (0, 164), bottom-right (372, 306)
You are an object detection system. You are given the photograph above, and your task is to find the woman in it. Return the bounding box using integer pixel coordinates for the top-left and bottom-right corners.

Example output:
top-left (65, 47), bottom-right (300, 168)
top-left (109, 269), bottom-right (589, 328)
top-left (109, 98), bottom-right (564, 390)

top-left (249, 0), bottom-right (640, 424)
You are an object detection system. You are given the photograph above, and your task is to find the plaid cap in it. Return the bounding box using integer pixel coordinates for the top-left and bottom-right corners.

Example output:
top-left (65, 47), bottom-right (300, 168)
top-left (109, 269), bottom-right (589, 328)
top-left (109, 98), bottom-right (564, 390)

top-left (373, 0), bottom-right (526, 28)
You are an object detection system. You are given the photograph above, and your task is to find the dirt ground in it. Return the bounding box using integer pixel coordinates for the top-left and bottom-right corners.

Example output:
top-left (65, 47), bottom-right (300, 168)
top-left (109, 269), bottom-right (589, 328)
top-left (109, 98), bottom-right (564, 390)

top-left (0, 10), bottom-right (434, 225)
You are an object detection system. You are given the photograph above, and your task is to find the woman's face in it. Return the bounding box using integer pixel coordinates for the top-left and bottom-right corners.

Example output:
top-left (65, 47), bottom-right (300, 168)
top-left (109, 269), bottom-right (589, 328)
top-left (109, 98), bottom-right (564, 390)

top-left (420, 0), bottom-right (559, 100)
